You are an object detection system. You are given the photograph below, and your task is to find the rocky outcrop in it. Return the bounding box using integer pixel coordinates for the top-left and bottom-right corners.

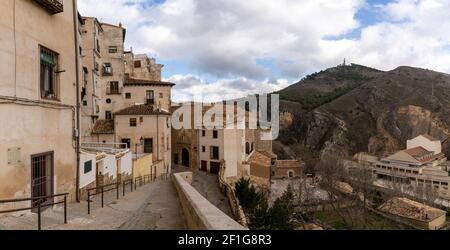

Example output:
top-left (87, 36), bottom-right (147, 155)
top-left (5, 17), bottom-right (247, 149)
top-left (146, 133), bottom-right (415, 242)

top-left (278, 65), bottom-right (450, 161)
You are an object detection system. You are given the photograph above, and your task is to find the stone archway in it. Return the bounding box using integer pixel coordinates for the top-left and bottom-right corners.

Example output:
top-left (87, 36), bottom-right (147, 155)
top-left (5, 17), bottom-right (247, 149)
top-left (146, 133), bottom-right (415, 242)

top-left (182, 148), bottom-right (190, 168)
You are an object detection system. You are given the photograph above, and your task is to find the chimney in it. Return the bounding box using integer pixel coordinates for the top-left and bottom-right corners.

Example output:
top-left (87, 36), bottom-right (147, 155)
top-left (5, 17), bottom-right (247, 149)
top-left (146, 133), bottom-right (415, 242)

top-left (119, 22), bottom-right (122, 28)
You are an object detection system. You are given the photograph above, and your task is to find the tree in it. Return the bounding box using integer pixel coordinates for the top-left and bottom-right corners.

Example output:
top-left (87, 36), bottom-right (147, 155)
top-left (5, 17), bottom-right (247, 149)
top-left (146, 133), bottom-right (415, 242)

top-left (234, 177), bottom-right (265, 213)
top-left (267, 185), bottom-right (296, 230)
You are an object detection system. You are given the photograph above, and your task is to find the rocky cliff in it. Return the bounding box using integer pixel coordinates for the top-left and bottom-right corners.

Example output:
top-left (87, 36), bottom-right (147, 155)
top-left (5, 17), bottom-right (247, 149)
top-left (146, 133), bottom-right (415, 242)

top-left (276, 64), bottom-right (450, 162)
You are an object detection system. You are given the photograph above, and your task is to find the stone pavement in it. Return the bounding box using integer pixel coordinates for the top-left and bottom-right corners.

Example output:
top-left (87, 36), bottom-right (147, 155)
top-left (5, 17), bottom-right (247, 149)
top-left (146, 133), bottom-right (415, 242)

top-left (190, 169), bottom-right (233, 218)
top-left (0, 179), bottom-right (186, 230)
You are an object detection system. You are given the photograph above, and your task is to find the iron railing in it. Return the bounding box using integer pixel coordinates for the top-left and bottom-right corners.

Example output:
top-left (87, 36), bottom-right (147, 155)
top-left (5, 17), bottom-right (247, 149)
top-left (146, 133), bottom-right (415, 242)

top-left (122, 179), bottom-right (134, 197)
top-left (0, 193), bottom-right (69, 230)
top-left (87, 183), bottom-right (119, 215)
top-left (33, 0), bottom-right (64, 15)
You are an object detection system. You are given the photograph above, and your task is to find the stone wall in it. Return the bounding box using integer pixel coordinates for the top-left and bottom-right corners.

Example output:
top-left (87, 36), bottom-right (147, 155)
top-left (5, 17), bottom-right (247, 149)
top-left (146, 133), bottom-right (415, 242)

top-left (172, 172), bottom-right (247, 230)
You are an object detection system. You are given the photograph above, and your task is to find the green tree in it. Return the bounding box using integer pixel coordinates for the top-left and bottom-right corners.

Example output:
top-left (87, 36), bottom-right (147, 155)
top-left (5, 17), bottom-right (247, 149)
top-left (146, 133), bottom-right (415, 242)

top-left (235, 177), bottom-right (264, 213)
top-left (267, 185), bottom-right (296, 230)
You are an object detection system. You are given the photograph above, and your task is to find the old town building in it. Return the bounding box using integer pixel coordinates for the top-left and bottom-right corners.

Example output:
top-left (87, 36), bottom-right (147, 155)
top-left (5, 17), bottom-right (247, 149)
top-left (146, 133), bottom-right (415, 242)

top-left (0, 0), bottom-right (79, 207)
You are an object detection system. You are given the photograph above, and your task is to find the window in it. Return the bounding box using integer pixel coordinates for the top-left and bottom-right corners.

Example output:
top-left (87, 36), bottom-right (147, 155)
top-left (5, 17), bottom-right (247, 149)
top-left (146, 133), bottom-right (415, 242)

top-left (146, 90), bottom-right (154, 105)
top-left (109, 46), bottom-right (118, 53)
top-left (103, 63), bottom-right (113, 75)
top-left (121, 139), bottom-right (131, 149)
top-left (134, 60), bottom-right (142, 68)
top-left (210, 146), bottom-right (219, 160)
top-left (96, 39), bottom-right (100, 53)
top-left (108, 81), bottom-right (120, 94)
top-left (125, 93), bottom-right (132, 99)
top-left (213, 130), bottom-right (218, 139)
top-left (40, 46), bottom-right (59, 100)
top-left (159, 93), bottom-right (164, 98)
top-left (105, 111), bottom-right (112, 120)
top-left (83, 100), bottom-right (87, 106)
top-left (84, 160), bottom-right (92, 174)
top-left (140, 117), bottom-right (144, 123)
top-left (144, 139), bottom-right (153, 154)
top-left (202, 146), bottom-right (206, 153)
top-left (202, 130), bottom-right (206, 137)
top-left (130, 118), bottom-right (137, 127)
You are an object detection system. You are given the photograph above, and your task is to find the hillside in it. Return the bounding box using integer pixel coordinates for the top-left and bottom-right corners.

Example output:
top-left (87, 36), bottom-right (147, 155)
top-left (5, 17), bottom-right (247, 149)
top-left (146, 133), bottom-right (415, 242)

top-left (276, 64), bottom-right (450, 167)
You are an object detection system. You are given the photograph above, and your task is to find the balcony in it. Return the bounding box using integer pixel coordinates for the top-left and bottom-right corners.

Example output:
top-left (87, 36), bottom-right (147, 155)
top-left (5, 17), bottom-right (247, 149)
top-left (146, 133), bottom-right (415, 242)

top-left (106, 86), bottom-right (123, 95)
top-left (33, 0), bottom-right (64, 15)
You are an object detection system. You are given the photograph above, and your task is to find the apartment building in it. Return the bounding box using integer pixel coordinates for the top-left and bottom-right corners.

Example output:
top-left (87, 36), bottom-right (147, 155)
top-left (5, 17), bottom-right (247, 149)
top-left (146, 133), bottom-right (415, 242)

top-left (0, 0), bottom-right (79, 206)
top-left (114, 105), bottom-right (172, 177)
top-left (79, 16), bottom-right (104, 141)
top-left (351, 135), bottom-right (450, 201)
top-left (77, 17), bottom-right (175, 180)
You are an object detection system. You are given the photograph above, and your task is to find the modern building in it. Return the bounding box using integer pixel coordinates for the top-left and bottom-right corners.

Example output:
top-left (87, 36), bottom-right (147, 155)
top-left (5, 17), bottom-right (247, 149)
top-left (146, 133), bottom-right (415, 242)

top-left (351, 135), bottom-right (450, 201)
top-left (0, 0), bottom-right (79, 208)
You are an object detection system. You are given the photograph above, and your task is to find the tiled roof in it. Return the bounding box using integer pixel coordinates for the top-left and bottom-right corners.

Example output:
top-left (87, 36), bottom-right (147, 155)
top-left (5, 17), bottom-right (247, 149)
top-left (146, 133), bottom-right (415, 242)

top-left (124, 77), bottom-right (175, 87)
top-left (379, 197), bottom-right (445, 222)
top-left (92, 120), bottom-right (114, 134)
top-left (405, 146), bottom-right (433, 159)
top-left (248, 151), bottom-right (273, 168)
top-left (114, 105), bottom-right (171, 116)
top-left (276, 160), bottom-right (303, 169)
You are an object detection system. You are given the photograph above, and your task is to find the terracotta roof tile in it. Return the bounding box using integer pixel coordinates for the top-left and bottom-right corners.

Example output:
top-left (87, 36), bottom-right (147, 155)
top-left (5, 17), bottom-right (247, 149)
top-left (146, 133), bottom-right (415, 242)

top-left (248, 151), bottom-right (273, 167)
top-left (124, 77), bottom-right (175, 87)
top-left (92, 120), bottom-right (114, 134)
top-left (114, 105), bottom-right (171, 116)
top-left (379, 197), bottom-right (445, 222)
top-left (276, 160), bottom-right (303, 169)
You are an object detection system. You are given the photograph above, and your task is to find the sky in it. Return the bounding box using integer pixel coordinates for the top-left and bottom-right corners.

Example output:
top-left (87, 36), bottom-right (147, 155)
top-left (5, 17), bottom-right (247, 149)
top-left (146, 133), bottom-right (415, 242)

top-left (78, 0), bottom-right (450, 102)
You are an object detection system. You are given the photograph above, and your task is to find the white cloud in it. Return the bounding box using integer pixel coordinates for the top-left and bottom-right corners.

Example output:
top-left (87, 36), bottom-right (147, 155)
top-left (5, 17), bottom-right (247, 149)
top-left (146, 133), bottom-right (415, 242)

top-left (166, 75), bottom-right (290, 103)
top-left (78, 0), bottom-right (450, 102)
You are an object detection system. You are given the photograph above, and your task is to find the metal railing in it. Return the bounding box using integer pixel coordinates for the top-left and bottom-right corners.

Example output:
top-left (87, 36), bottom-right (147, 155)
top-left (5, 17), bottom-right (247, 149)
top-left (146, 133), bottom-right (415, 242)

top-left (0, 193), bottom-right (69, 230)
top-left (106, 86), bottom-right (123, 95)
top-left (81, 142), bottom-right (129, 154)
top-left (122, 179), bottom-right (134, 197)
top-left (87, 183), bottom-right (119, 215)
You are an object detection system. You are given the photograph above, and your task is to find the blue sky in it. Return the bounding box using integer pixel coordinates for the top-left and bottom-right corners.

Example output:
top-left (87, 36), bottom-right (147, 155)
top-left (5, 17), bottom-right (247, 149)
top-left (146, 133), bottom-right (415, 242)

top-left (78, 0), bottom-right (450, 102)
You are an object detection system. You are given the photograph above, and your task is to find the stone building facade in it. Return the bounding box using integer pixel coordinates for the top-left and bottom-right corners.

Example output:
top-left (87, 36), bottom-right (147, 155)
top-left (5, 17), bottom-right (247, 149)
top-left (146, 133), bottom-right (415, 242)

top-left (0, 0), bottom-right (79, 206)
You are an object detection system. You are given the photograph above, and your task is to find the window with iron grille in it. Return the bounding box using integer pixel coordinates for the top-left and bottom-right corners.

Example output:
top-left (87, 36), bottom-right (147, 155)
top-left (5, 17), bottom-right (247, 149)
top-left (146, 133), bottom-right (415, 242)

top-left (146, 90), bottom-right (154, 105)
top-left (109, 46), bottom-right (118, 53)
top-left (130, 118), bottom-right (137, 127)
top-left (134, 60), bottom-right (141, 68)
top-left (40, 46), bottom-right (59, 100)
top-left (105, 111), bottom-right (112, 120)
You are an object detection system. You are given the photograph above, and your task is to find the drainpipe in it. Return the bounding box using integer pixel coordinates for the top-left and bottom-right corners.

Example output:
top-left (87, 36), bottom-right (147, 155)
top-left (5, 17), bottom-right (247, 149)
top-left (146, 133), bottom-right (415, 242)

top-left (72, 0), bottom-right (81, 203)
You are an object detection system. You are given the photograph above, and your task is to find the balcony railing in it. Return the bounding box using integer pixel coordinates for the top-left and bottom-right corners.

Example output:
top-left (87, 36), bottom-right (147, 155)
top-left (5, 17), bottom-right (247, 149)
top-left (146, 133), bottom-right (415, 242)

top-left (33, 0), bottom-right (64, 15)
top-left (106, 86), bottom-right (123, 95)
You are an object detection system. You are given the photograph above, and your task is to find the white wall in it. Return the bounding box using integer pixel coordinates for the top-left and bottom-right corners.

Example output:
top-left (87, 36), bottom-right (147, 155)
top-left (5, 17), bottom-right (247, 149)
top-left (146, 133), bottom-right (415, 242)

top-left (407, 136), bottom-right (442, 154)
top-left (223, 129), bottom-right (245, 178)
top-left (103, 154), bottom-right (117, 179)
top-left (80, 153), bottom-right (97, 189)
top-left (120, 151), bottom-right (132, 175)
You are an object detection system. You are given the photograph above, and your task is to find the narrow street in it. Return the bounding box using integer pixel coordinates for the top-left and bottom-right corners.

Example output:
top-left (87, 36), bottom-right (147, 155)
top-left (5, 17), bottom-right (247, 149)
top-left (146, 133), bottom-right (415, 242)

top-left (0, 179), bottom-right (186, 230)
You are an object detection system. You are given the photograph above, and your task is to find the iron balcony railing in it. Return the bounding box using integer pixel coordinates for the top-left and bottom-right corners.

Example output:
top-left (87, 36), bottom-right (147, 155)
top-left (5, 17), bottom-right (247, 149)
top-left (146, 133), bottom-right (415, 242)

top-left (33, 0), bottom-right (64, 14)
top-left (106, 86), bottom-right (123, 95)
top-left (81, 142), bottom-right (129, 154)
